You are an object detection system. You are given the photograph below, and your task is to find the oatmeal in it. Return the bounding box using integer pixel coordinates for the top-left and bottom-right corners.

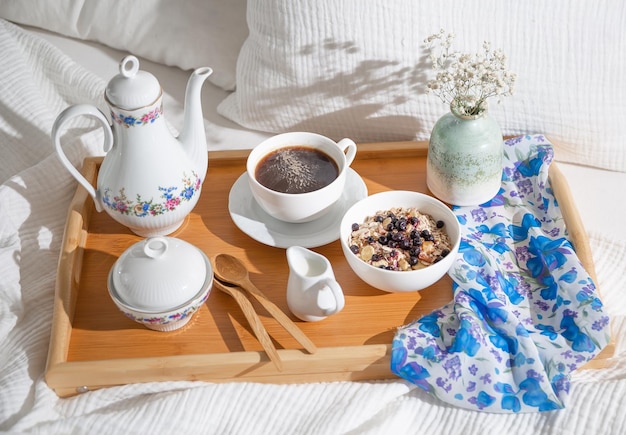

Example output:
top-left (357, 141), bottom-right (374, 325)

top-left (348, 207), bottom-right (452, 271)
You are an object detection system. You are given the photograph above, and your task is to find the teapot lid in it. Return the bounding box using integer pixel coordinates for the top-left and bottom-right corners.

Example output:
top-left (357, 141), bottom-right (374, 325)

top-left (105, 55), bottom-right (161, 110)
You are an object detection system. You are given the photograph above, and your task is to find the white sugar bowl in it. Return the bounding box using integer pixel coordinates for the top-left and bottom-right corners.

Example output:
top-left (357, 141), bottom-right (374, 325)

top-left (108, 236), bottom-right (213, 331)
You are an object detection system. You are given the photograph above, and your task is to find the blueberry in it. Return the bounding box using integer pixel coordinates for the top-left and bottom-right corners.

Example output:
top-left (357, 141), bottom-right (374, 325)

top-left (351, 223), bottom-right (360, 231)
top-left (389, 250), bottom-right (397, 258)
top-left (372, 253), bottom-right (382, 262)
top-left (441, 248), bottom-right (450, 257)
top-left (399, 239), bottom-right (411, 250)
top-left (396, 218), bottom-right (407, 231)
top-left (436, 220), bottom-right (445, 228)
top-left (378, 235), bottom-right (388, 245)
top-left (350, 245), bottom-right (359, 254)
top-left (409, 256), bottom-right (419, 266)
top-left (375, 215), bottom-right (384, 222)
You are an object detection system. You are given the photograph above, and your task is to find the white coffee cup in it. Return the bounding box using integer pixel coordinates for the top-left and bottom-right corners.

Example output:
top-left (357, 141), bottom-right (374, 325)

top-left (246, 132), bottom-right (357, 223)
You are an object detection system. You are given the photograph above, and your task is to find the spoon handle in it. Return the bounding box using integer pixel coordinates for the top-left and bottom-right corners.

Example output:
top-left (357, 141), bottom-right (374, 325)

top-left (242, 277), bottom-right (318, 354)
top-left (213, 280), bottom-right (283, 371)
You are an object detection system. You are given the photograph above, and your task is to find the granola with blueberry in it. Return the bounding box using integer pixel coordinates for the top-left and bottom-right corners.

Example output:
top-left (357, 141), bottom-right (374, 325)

top-left (348, 207), bottom-right (452, 271)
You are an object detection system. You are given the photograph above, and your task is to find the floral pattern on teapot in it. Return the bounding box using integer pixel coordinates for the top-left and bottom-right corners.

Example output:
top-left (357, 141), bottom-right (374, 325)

top-left (111, 104), bottom-right (163, 128)
top-left (102, 171), bottom-right (201, 217)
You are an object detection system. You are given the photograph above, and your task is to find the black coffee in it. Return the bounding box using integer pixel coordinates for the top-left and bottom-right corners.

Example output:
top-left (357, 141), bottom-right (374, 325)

top-left (255, 146), bottom-right (339, 194)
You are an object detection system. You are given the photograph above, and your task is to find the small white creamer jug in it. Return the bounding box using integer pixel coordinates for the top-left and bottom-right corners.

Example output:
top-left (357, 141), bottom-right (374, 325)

top-left (286, 246), bottom-right (345, 322)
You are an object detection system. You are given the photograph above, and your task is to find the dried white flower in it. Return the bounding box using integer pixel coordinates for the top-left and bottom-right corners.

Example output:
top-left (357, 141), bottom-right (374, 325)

top-left (424, 30), bottom-right (516, 117)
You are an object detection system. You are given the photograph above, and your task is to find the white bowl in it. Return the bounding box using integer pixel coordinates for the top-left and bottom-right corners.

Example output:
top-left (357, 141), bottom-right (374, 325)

top-left (108, 236), bottom-right (213, 331)
top-left (339, 190), bottom-right (461, 292)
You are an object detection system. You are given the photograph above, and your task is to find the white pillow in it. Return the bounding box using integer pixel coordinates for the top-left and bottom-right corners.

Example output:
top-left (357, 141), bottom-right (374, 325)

top-left (218, 0), bottom-right (626, 172)
top-left (0, 0), bottom-right (247, 91)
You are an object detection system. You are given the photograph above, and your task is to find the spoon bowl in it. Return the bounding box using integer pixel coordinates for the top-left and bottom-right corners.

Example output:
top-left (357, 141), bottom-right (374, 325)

top-left (213, 253), bottom-right (254, 287)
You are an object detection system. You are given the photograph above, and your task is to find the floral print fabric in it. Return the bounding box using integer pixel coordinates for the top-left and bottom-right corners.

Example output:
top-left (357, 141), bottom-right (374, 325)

top-left (391, 134), bottom-right (610, 413)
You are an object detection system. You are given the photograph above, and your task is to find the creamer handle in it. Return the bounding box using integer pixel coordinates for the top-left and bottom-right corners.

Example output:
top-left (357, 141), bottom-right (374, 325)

top-left (318, 278), bottom-right (345, 316)
top-left (52, 104), bottom-right (113, 212)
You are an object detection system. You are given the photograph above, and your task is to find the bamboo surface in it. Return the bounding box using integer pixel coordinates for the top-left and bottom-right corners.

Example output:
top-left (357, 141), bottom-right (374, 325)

top-left (45, 141), bottom-right (613, 397)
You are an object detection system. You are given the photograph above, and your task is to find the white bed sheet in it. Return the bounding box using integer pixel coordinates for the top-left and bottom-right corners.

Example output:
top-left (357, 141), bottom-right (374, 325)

top-left (1, 23), bottom-right (626, 434)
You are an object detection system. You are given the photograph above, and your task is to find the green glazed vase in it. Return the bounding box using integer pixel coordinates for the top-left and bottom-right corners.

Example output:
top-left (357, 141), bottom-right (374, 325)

top-left (426, 104), bottom-right (503, 206)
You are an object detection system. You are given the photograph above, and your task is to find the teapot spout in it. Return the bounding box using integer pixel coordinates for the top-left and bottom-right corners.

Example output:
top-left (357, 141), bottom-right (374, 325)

top-left (179, 67), bottom-right (212, 179)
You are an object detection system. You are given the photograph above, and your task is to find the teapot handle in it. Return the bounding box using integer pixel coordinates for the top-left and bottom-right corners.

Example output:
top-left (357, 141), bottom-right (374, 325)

top-left (52, 104), bottom-right (113, 212)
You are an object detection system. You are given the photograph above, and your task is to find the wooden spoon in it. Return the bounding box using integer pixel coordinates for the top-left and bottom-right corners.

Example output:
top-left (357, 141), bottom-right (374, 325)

top-left (212, 279), bottom-right (283, 371)
top-left (213, 253), bottom-right (317, 354)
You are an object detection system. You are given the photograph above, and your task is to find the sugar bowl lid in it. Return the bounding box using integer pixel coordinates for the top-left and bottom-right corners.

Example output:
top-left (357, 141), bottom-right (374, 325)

top-left (105, 55), bottom-right (162, 110)
top-left (109, 237), bottom-right (209, 312)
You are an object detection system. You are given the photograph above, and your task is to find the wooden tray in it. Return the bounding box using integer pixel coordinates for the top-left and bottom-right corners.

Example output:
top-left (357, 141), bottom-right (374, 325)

top-left (45, 141), bottom-right (613, 397)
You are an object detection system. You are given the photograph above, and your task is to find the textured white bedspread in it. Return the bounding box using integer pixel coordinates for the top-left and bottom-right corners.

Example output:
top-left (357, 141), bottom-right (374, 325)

top-left (1, 19), bottom-right (626, 434)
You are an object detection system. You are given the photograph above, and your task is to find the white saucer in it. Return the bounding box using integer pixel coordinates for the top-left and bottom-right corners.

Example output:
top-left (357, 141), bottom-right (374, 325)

top-left (228, 169), bottom-right (368, 248)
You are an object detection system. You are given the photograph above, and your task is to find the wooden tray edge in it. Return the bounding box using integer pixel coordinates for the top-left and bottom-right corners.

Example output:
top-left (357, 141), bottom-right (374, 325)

top-left (207, 141), bottom-right (426, 162)
top-left (46, 158), bottom-right (98, 374)
top-left (46, 344), bottom-right (391, 397)
top-left (549, 162), bottom-right (615, 367)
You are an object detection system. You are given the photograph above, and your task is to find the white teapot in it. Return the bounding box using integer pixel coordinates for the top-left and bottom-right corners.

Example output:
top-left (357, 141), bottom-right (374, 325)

top-left (53, 55), bottom-right (212, 237)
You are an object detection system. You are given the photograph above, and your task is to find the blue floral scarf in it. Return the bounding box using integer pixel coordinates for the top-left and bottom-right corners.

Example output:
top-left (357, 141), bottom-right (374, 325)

top-left (391, 134), bottom-right (610, 413)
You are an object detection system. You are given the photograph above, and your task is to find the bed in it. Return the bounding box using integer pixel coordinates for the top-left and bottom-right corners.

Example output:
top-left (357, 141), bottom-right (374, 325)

top-left (1, 1), bottom-right (625, 433)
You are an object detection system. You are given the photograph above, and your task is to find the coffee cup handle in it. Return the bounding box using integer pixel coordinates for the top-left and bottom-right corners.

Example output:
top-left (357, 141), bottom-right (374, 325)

top-left (337, 138), bottom-right (357, 167)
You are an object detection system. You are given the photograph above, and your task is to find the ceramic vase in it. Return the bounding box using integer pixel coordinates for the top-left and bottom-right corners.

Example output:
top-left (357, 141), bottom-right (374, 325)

top-left (426, 103), bottom-right (503, 206)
